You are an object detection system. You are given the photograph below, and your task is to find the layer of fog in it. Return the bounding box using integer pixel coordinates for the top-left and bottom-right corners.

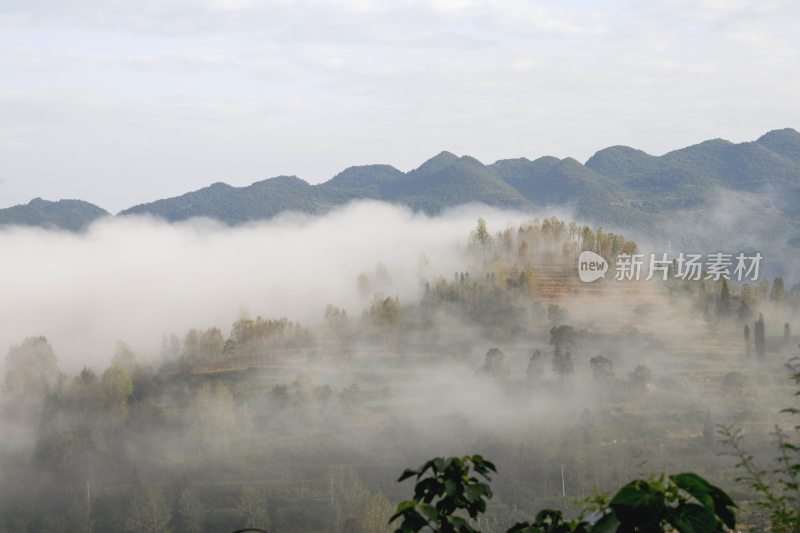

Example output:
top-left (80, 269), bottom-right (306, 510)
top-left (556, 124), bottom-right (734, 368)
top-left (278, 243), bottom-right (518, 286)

top-left (0, 201), bottom-right (552, 373)
top-left (611, 189), bottom-right (797, 283)
top-left (2, 198), bottom-right (798, 532)
top-left (2, 192), bottom-right (796, 375)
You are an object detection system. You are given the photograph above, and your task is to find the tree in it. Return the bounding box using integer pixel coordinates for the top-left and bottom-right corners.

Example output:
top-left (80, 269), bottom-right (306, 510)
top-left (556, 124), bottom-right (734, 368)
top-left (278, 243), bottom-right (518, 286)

top-left (526, 349), bottom-right (543, 382)
top-left (589, 355), bottom-right (614, 381)
top-left (339, 383), bottom-right (364, 408)
top-left (112, 340), bottom-right (138, 372)
top-left (77, 366), bottom-right (98, 385)
top-left (177, 489), bottom-right (204, 533)
top-left (4, 336), bottom-right (60, 394)
top-left (552, 347), bottom-right (573, 380)
top-left (238, 486), bottom-right (269, 531)
top-left (740, 283), bottom-right (754, 304)
top-left (314, 384), bottom-right (333, 404)
top-left (471, 218), bottom-right (491, 246)
top-left (328, 465), bottom-right (369, 533)
top-left (737, 299), bottom-right (751, 321)
top-left (370, 296), bottom-right (402, 330)
top-left (717, 280), bottom-right (731, 317)
top-left (325, 304), bottom-right (348, 328)
top-left (196, 382), bottom-right (236, 455)
top-left (771, 277), bottom-right (786, 302)
top-left (744, 324), bottom-right (751, 358)
top-left (182, 328), bottom-right (202, 361)
top-left (198, 327), bottom-right (224, 361)
top-left (358, 491), bottom-right (394, 533)
top-left (72, 366), bottom-right (102, 410)
top-left (125, 486), bottom-right (172, 533)
top-left (370, 296), bottom-right (402, 352)
top-left (324, 304), bottom-right (350, 349)
top-left (101, 365), bottom-right (133, 420)
top-left (629, 365), bottom-right (652, 393)
top-left (480, 348), bottom-right (508, 378)
top-left (549, 325), bottom-right (577, 351)
top-left (754, 314), bottom-right (766, 361)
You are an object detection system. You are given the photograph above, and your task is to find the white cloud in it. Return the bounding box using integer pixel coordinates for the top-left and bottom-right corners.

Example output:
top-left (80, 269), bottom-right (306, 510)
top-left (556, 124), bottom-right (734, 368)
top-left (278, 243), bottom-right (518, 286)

top-left (0, 202), bottom-right (533, 372)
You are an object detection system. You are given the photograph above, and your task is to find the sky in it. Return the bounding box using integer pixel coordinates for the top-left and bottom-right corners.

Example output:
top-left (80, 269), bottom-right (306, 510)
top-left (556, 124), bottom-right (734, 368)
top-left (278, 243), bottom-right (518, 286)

top-left (1, 0), bottom-right (799, 212)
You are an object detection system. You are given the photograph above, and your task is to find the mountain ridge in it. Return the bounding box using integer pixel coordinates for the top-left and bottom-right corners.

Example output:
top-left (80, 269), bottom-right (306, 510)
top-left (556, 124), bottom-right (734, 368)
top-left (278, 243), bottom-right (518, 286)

top-left (0, 198), bottom-right (109, 231)
top-left (2, 128), bottom-right (799, 248)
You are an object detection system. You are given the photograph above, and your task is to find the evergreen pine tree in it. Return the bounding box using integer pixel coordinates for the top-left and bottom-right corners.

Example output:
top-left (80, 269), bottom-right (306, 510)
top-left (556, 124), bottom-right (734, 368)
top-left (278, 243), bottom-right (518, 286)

top-left (717, 280), bottom-right (731, 317)
top-left (744, 324), bottom-right (751, 358)
top-left (754, 314), bottom-right (766, 361)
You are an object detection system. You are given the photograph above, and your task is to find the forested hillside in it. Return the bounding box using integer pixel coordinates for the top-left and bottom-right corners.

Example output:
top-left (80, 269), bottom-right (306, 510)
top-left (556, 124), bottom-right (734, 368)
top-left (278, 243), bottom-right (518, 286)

top-left (1, 218), bottom-right (797, 532)
top-left (0, 198), bottom-right (109, 231)
top-left (3, 129), bottom-right (800, 250)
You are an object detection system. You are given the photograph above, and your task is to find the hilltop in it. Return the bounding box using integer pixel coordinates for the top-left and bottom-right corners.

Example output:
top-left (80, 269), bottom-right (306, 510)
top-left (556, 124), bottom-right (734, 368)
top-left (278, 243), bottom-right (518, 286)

top-left (2, 129), bottom-right (799, 250)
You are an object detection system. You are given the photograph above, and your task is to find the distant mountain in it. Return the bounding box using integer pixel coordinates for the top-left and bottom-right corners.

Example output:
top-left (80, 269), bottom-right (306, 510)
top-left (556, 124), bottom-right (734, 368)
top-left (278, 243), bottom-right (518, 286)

top-left (0, 198), bottom-right (108, 231)
top-left (325, 164), bottom-right (405, 192)
top-left (376, 152), bottom-right (531, 212)
top-left (122, 177), bottom-right (335, 224)
top-left (492, 156), bottom-right (621, 205)
top-left (3, 129), bottom-right (800, 249)
top-left (755, 128), bottom-right (800, 164)
top-left (121, 151), bottom-right (533, 221)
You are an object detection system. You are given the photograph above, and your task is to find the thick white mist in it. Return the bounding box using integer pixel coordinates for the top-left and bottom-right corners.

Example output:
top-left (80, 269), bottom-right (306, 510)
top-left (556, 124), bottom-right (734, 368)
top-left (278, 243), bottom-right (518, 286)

top-left (0, 201), bottom-right (537, 372)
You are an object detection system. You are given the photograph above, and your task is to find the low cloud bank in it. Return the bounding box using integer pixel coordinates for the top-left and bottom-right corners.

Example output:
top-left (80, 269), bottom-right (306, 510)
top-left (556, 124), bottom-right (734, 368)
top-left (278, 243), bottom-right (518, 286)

top-left (0, 201), bottom-right (541, 371)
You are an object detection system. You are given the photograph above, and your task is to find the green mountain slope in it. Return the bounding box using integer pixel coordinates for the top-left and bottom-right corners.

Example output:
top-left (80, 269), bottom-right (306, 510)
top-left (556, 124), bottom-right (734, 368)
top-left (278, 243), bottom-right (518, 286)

top-left (378, 154), bottom-right (532, 213)
top-left (660, 138), bottom-right (800, 191)
top-left (0, 198), bottom-right (109, 231)
top-left (3, 128), bottom-right (799, 248)
top-left (122, 177), bottom-right (335, 223)
top-left (755, 128), bottom-right (800, 164)
top-left (115, 127), bottom-right (797, 228)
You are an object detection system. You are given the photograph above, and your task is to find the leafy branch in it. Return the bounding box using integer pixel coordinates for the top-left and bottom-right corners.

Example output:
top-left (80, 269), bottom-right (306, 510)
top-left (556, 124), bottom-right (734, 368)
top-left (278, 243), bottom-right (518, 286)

top-left (391, 457), bottom-right (736, 533)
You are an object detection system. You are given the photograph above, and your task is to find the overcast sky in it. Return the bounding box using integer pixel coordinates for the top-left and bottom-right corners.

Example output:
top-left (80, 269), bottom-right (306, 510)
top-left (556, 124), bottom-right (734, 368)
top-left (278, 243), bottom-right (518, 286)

top-left (1, 0), bottom-right (799, 212)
